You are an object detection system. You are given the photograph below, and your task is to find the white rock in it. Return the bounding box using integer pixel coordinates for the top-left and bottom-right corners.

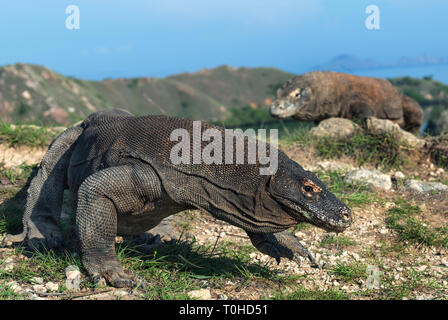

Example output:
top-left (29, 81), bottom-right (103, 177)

top-left (31, 277), bottom-right (44, 284)
top-left (344, 169), bottom-right (392, 190)
top-left (403, 180), bottom-right (448, 194)
top-left (188, 288), bottom-right (212, 300)
top-left (65, 265), bottom-right (81, 291)
top-left (416, 265), bottom-right (427, 272)
top-left (393, 171), bottom-right (406, 180)
top-left (32, 284), bottom-right (47, 294)
top-left (21, 90), bottom-right (31, 100)
top-left (310, 118), bottom-right (360, 141)
top-left (114, 290), bottom-right (128, 298)
top-left (366, 117), bottom-right (425, 148)
top-left (6, 281), bottom-right (22, 294)
top-left (45, 282), bottom-right (59, 292)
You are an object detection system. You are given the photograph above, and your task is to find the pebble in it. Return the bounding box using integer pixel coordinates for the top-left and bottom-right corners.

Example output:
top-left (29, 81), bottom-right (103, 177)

top-left (32, 284), bottom-right (47, 294)
top-left (6, 281), bottom-right (23, 294)
top-left (114, 290), bottom-right (128, 298)
top-left (2, 257), bottom-right (15, 271)
top-left (217, 294), bottom-right (228, 300)
top-left (393, 171), bottom-right (406, 180)
top-left (416, 265), bottom-right (427, 272)
top-left (188, 288), bottom-right (212, 300)
top-left (46, 282), bottom-right (59, 292)
top-left (65, 265), bottom-right (81, 291)
top-left (31, 277), bottom-right (44, 284)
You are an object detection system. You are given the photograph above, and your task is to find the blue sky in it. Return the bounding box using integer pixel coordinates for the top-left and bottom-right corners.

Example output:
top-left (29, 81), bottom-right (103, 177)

top-left (0, 0), bottom-right (446, 80)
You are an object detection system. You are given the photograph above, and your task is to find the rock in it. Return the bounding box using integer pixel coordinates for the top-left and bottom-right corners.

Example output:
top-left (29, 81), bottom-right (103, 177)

top-left (21, 90), bottom-right (31, 100)
top-left (65, 265), bottom-right (81, 291)
top-left (310, 118), bottom-right (360, 140)
top-left (403, 179), bottom-right (448, 194)
top-left (31, 277), bottom-right (44, 285)
top-left (113, 290), bottom-right (128, 298)
top-left (365, 117), bottom-right (425, 148)
top-left (306, 160), bottom-right (355, 173)
top-left (1, 257), bottom-right (16, 271)
top-left (188, 288), bottom-right (212, 300)
top-left (32, 284), bottom-right (47, 294)
top-left (393, 171), bottom-right (406, 180)
top-left (46, 282), bottom-right (59, 292)
top-left (217, 294), bottom-right (228, 300)
top-left (344, 169), bottom-right (393, 190)
top-left (6, 281), bottom-right (23, 294)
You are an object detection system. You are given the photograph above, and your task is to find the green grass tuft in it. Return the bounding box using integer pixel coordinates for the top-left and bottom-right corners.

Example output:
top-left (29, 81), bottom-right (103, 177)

top-left (386, 199), bottom-right (448, 248)
top-left (316, 131), bottom-right (407, 170)
top-left (329, 261), bottom-right (367, 282)
top-left (0, 122), bottom-right (58, 148)
top-left (269, 287), bottom-right (349, 300)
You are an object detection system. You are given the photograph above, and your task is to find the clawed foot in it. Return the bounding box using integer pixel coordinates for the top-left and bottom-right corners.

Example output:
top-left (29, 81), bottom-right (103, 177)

top-left (84, 253), bottom-right (148, 289)
top-left (246, 230), bottom-right (321, 268)
top-left (1, 231), bottom-right (63, 253)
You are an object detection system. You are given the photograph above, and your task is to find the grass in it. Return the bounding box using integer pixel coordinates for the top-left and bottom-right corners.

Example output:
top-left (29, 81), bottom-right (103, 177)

top-left (0, 121), bottom-right (58, 148)
top-left (386, 199), bottom-right (448, 248)
top-left (319, 234), bottom-right (356, 248)
top-left (0, 163), bottom-right (36, 185)
top-left (269, 287), bottom-right (349, 300)
top-left (0, 282), bottom-right (27, 300)
top-left (329, 261), bottom-right (367, 282)
top-left (316, 169), bottom-right (380, 207)
top-left (381, 268), bottom-right (443, 300)
top-left (316, 131), bottom-right (408, 170)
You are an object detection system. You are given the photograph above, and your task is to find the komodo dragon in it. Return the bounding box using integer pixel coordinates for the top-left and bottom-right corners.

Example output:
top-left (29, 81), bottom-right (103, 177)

top-left (270, 71), bottom-right (424, 133)
top-left (3, 109), bottom-right (352, 288)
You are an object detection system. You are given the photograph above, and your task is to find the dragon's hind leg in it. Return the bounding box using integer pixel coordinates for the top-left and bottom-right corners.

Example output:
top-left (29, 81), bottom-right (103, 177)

top-left (3, 126), bottom-right (83, 250)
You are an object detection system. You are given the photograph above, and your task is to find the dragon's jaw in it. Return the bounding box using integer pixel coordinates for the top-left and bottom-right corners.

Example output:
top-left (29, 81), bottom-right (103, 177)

top-left (277, 196), bottom-right (352, 233)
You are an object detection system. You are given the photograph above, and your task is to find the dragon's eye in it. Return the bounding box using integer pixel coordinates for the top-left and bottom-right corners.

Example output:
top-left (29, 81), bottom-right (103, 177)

top-left (302, 179), bottom-right (322, 197)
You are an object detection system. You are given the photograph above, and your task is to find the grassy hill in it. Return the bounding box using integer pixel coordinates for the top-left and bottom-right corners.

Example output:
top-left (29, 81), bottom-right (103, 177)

top-left (2, 64), bottom-right (448, 136)
top-left (0, 63), bottom-right (294, 125)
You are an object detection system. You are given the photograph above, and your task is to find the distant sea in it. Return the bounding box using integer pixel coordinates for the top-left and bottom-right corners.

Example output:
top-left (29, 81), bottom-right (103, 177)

top-left (352, 64), bottom-right (448, 85)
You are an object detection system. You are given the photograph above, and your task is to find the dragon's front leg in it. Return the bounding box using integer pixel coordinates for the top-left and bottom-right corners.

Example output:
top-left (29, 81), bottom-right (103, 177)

top-left (246, 230), bottom-right (319, 268)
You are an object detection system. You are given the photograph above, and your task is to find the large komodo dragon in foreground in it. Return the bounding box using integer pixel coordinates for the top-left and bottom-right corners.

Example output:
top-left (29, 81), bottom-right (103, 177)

top-left (3, 109), bottom-right (352, 288)
top-left (270, 71), bottom-right (424, 133)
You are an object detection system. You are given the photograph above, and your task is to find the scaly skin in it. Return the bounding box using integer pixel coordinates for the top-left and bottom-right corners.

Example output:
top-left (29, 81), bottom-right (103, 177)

top-left (270, 71), bottom-right (423, 133)
top-left (4, 109), bottom-right (352, 287)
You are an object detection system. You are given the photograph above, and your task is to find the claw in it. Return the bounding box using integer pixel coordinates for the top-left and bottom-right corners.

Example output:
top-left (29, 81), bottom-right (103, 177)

top-left (293, 254), bottom-right (301, 267)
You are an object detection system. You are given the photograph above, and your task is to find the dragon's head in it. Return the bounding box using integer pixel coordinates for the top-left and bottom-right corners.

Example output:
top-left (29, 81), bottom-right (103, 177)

top-left (268, 158), bottom-right (352, 233)
top-left (269, 77), bottom-right (315, 120)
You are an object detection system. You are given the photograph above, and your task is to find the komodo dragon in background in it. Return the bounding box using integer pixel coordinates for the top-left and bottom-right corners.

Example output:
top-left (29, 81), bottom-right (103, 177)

top-left (3, 109), bottom-right (352, 288)
top-left (270, 71), bottom-right (424, 133)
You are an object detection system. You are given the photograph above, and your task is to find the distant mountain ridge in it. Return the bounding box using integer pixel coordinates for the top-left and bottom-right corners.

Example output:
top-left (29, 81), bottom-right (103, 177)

top-left (312, 54), bottom-right (448, 73)
top-left (0, 63), bottom-right (295, 125)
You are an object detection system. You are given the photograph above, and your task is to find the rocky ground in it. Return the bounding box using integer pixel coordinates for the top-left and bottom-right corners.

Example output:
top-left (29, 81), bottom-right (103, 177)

top-left (0, 121), bottom-right (447, 300)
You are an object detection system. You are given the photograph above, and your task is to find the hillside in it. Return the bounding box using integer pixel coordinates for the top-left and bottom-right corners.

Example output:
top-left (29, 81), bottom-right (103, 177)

top-left (0, 64), bottom-right (294, 125)
top-left (2, 63), bottom-right (448, 135)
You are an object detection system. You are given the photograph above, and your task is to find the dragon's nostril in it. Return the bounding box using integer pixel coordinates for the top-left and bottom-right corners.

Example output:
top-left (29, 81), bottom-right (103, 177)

top-left (342, 210), bottom-right (351, 222)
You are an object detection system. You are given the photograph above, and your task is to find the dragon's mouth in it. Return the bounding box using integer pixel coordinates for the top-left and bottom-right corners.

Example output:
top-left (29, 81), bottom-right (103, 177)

top-left (276, 196), bottom-right (352, 233)
top-left (269, 101), bottom-right (299, 118)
